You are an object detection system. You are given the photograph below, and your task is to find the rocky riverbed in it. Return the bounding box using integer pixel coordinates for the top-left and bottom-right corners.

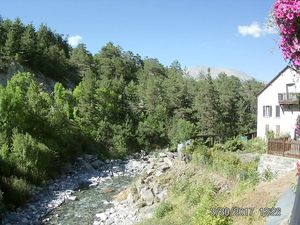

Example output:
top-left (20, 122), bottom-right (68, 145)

top-left (2, 151), bottom-right (177, 225)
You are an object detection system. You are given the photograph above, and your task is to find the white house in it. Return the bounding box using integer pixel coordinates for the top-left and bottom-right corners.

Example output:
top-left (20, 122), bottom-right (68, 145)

top-left (257, 66), bottom-right (300, 139)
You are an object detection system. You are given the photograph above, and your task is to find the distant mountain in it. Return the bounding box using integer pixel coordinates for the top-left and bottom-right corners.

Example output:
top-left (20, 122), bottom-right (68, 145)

top-left (185, 66), bottom-right (254, 81)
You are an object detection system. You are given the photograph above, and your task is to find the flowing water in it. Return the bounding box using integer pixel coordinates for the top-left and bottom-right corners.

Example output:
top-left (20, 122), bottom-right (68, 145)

top-left (45, 176), bottom-right (133, 225)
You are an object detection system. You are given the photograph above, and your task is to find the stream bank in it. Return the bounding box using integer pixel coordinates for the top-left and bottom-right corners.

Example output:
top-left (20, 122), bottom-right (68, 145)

top-left (2, 151), bottom-right (177, 225)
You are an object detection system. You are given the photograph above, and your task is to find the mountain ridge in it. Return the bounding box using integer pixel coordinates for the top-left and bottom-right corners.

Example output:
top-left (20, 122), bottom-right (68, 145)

top-left (185, 66), bottom-right (255, 81)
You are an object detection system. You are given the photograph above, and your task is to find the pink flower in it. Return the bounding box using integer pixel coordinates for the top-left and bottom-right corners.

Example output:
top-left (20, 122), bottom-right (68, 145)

top-left (274, 0), bottom-right (300, 68)
top-left (287, 12), bottom-right (294, 20)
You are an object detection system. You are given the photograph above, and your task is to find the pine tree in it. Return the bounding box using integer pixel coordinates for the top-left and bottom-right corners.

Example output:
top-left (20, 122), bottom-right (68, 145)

top-left (4, 18), bottom-right (24, 60)
top-left (193, 73), bottom-right (221, 137)
top-left (20, 24), bottom-right (36, 66)
top-left (69, 43), bottom-right (93, 78)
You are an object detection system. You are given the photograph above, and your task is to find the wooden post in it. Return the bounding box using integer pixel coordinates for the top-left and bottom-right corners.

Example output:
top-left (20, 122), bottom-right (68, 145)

top-left (283, 140), bottom-right (286, 157)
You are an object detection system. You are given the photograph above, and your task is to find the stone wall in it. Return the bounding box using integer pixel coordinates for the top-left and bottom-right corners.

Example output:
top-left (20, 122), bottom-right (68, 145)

top-left (258, 154), bottom-right (298, 176)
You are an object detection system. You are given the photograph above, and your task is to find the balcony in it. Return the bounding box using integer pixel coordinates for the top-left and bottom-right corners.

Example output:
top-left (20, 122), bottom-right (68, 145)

top-left (278, 92), bottom-right (300, 105)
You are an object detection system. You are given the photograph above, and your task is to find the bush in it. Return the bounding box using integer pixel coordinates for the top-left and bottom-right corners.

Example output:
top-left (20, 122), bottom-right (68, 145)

top-left (266, 131), bottom-right (275, 139)
top-left (155, 201), bottom-right (173, 218)
top-left (223, 138), bottom-right (244, 152)
top-left (189, 143), bottom-right (212, 165)
top-left (0, 177), bottom-right (32, 206)
top-left (243, 138), bottom-right (267, 154)
top-left (168, 118), bottom-right (195, 147)
top-left (11, 132), bottom-right (59, 182)
top-left (192, 181), bottom-right (233, 225)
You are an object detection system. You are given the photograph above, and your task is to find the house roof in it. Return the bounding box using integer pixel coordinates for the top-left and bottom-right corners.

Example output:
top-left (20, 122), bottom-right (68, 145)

top-left (256, 65), bottom-right (296, 96)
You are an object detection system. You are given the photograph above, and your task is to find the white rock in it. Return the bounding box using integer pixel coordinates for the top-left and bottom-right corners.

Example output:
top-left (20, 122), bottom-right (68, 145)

top-left (67, 195), bottom-right (77, 201)
top-left (95, 213), bottom-right (107, 221)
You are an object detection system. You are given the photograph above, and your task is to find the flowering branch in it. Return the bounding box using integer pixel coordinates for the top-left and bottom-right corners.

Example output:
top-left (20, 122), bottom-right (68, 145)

top-left (274, 0), bottom-right (300, 68)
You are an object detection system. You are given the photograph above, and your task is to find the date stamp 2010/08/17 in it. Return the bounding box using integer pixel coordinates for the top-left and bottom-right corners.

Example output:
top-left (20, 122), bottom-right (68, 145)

top-left (210, 207), bottom-right (281, 217)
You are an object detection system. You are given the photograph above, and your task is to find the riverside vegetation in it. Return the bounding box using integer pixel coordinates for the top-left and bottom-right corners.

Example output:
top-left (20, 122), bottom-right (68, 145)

top-left (139, 139), bottom-right (271, 225)
top-left (0, 17), bottom-right (265, 221)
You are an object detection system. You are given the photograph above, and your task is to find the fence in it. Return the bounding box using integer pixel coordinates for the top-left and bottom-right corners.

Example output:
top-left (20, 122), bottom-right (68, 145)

top-left (268, 139), bottom-right (300, 159)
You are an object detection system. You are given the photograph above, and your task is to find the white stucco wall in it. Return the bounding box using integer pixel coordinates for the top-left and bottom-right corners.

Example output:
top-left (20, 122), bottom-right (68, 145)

top-left (257, 67), bottom-right (300, 139)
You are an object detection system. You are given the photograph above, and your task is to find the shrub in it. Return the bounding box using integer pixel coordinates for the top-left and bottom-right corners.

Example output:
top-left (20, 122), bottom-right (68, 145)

top-left (212, 151), bottom-right (241, 178)
top-left (1, 177), bottom-right (32, 206)
top-left (223, 138), bottom-right (244, 152)
top-left (155, 201), bottom-right (173, 218)
top-left (266, 131), bottom-right (275, 139)
top-left (168, 118), bottom-right (196, 147)
top-left (243, 138), bottom-right (267, 154)
top-left (190, 143), bottom-right (212, 165)
top-left (192, 182), bottom-right (233, 225)
top-left (11, 132), bottom-right (59, 182)
top-left (186, 181), bottom-right (214, 206)
top-left (237, 161), bottom-right (260, 184)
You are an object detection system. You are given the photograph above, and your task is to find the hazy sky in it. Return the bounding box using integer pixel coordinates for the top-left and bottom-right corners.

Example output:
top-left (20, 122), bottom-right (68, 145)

top-left (1, 0), bottom-right (287, 81)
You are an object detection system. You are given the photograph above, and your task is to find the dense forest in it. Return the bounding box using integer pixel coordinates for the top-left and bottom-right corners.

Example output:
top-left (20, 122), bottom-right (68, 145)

top-left (0, 17), bottom-right (264, 212)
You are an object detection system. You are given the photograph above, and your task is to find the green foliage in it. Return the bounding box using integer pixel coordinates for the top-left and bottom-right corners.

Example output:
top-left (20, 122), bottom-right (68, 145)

top-left (155, 201), bottom-right (173, 218)
top-left (190, 143), bottom-right (259, 183)
top-left (243, 138), bottom-right (267, 153)
top-left (266, 131), bottom-right (275, 139)
top-left (262, 167), bottom-right (277, 181)
top-left (11, 132), bottom-right (59, 181)
top-left (193, 74), bottom-right (221, 137)
top-left (223, 138), bottom-right (244, 152)
top-left (0, 176), bottom-right (32, 206)
top-left (168, 118), bottom-right (195, 147)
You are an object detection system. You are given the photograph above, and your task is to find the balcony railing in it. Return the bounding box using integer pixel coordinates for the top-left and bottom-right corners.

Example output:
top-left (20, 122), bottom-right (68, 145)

top-left (278, 92), bottom-right (300, 105)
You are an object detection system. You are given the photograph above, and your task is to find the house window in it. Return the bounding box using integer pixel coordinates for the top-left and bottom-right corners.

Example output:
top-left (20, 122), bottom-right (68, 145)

top-left (276, 105), bottom-right (280, 118)
top-left (263, 106), bottom-right (272, 117)
top-left (276, 125), bottom-right (280, 136)
top-left (265, 124), bottom-right (269, 136)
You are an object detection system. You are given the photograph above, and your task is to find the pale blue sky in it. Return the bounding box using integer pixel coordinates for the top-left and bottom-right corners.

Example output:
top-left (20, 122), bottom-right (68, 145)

top-left (0, 0), bottom-right (287, 81)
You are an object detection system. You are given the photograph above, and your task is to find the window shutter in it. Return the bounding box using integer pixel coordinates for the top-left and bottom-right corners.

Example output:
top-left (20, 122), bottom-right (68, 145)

top-left (270, 106), bottom-right (272, 117)
top-left (263, 106), bottom-right (265, 117)
top-left (276, 105), bottom-right (280, 117)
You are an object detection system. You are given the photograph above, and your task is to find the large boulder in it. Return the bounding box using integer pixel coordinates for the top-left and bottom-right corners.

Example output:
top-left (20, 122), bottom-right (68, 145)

top-left (140, 188), bottom-right (154, 206)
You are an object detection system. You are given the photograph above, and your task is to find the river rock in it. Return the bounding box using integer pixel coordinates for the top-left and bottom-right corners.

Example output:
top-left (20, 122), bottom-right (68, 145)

top-left (140, 188), bottom-right (154, 206)
top-left (156, 189), bottom-right (168, 202)
top-left (66, 195), bottom-right (77, 201)
top-left (96, 212), bottom-right (107, 221)
top-left (84, 154), bottom-right (96, 161)
top-left (160, 163), bottom-right (170, 171)
top-left (163, 158), bottom-right (173, 167)
top-left (152, 182), bottom-right (162, 195)
top-left (159, 152), bottom-right (167, 158)
top-left (91, 160), bottom-right (105, 169)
